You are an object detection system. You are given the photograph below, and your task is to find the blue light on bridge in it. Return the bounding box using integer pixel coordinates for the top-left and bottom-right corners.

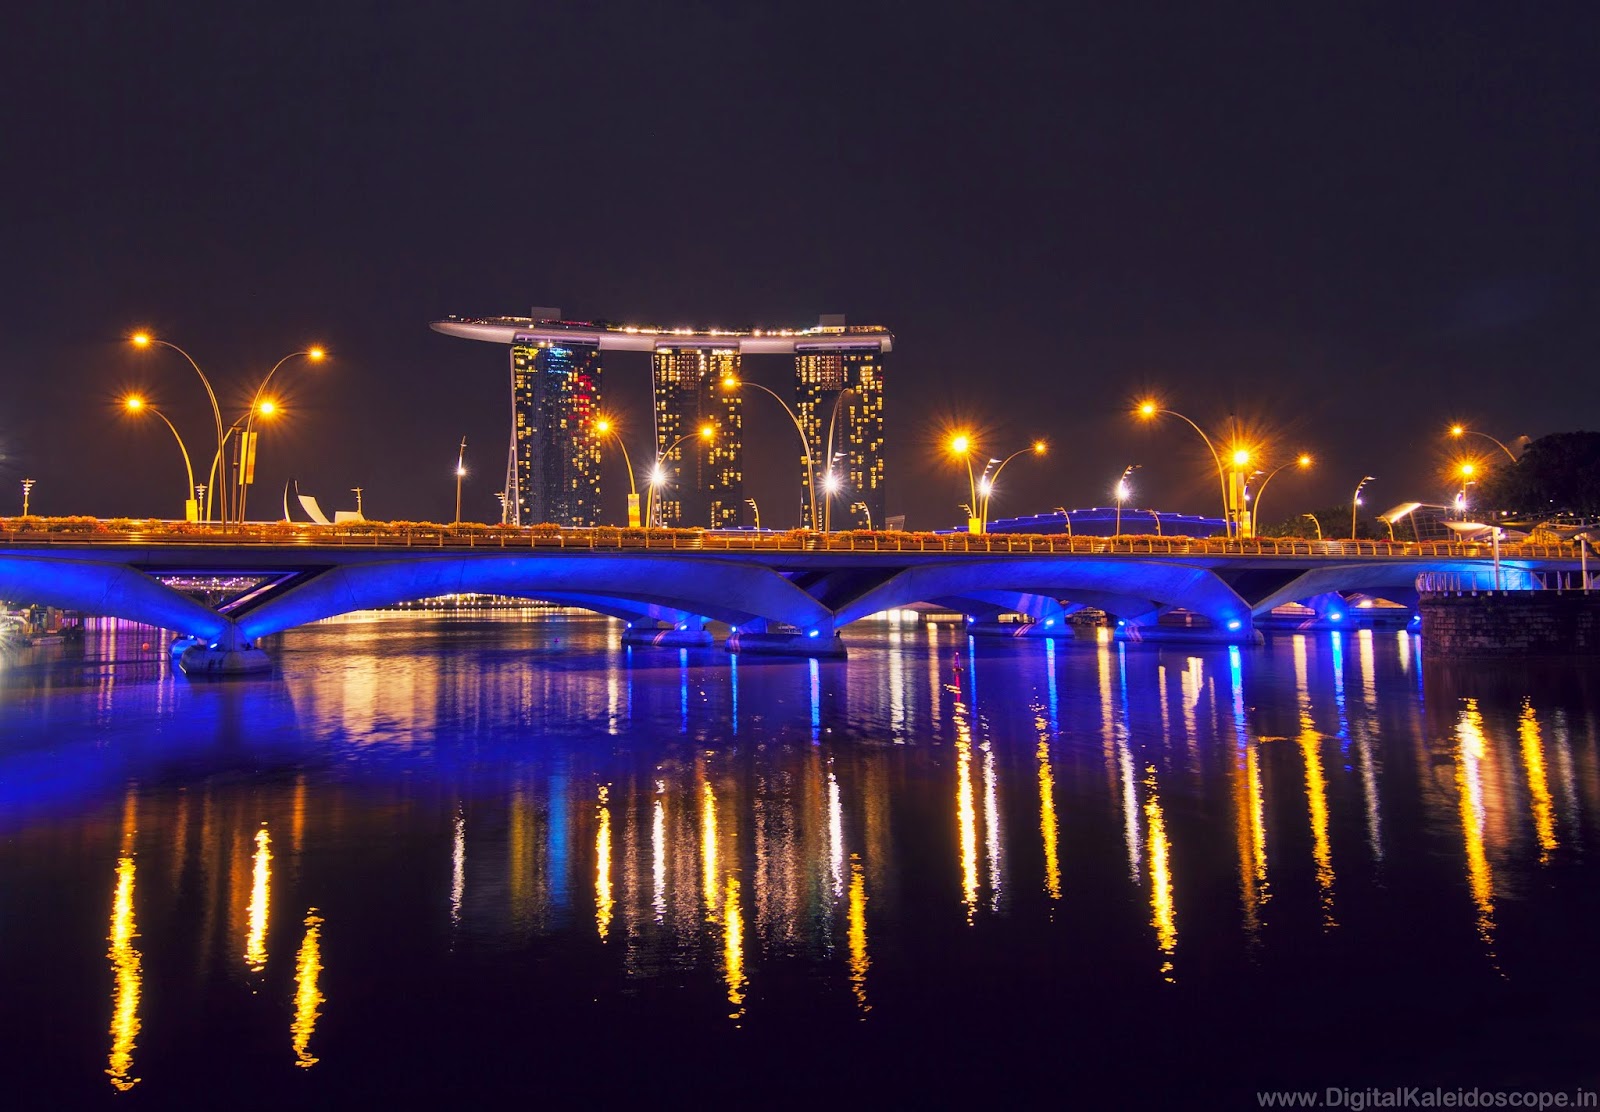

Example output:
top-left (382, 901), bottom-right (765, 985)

top-left (1330, 612), bottom-right (1344, 622)
top-left (1226, 620), bottom-right (1241, 631)
top-left (807, 629), bottom-right (820, 638)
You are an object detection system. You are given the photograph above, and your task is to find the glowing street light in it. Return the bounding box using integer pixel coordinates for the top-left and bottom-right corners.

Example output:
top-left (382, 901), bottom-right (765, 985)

top-left (123, 395), bottom-right (199, 521)
top-left (723, 375), bottom-right (816, 530)
top-left (454, 437), bottom-right (467, 525)
top-left (1248, 453), bottom-right (1312, 538)
top-left (1114, 463), bottom-right (1140, 537)
top-left (1351, 476), bottom-right (1376, 540)
top-left (204, 400), bottom-right (282, 526)
top-left (1449, 424), bottom-right (1519, 463)
top-left (20, 478), bottom-right (35, 517)
top-left (975, 440), bottom-right (1047, 532)
top-left (235, 347), bottom-right (327, 525)
top-left (948, 432), bottom-right (981, 534)
top-left (131, 332), bottom-right (225, 522)
top-left (645, 423), bottom-right (715, 527)
top-left (593, 415), bottom-right (641, 528)
top-left (1135, 399), bottom-right (1235, 537)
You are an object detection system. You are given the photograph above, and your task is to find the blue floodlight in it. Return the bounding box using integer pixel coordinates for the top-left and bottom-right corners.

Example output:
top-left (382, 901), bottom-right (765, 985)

top-left (807, 629), bottom-right (819, 638)
top-left (1330, 612), bottom-right (1343, 622)
top-left (1226, 620), bottom-right (1241, 630)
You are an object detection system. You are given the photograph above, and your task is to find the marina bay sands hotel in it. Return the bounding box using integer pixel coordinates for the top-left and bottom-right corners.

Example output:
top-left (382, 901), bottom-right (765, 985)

top-left (431, 310), bottom-right (892, 531)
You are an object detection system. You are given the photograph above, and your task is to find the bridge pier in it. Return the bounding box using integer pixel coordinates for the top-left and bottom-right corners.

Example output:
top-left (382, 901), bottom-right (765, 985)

top-left (1116, 610), bottom-right (1263, 645)
top-left (177, 622), bottom-right (273, 677)
top-left (621, 615), bottom-right (715, 648)
top-left (726, 619), bottom-right (848, 658)
top-left (967, 598), bottom-right (1081, 637)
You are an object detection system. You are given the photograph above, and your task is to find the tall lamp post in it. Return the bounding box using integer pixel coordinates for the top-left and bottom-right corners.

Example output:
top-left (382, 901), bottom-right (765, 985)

top-left (123, 396), bottom-right (199, 521)
top-left (1449, 424), bottom-right (1520, 463)
top-left (1455, 463), bottom-right (1477, 521)
top-left (204, 401), bottom-right (280, 525)
top-left (744, 497), bottom-right (761, 531)
top-left (21, 478), bottom-right (35, 517)
top-left (131, 333), bottom-right (226, 523)
top-left (822, 388), bottom-right (856, 533)
top-left (1136, 401), bottom-right (1234, 538)
top-left (1114, 464), bottom-right (1140, 537)
top-left (851, 501), bottom-right (872, 530)
top-left (454, 437), bottom-right (468, 525)
top-left (949, 434), bottom-right (981, 534)
top-left (1351, 476), bottom-right (1376, 540)
top-left (1248, 454), bottom-right (1312, 538)
top-left (722, 376), bottom-right (817, 530)
top-left (646, 424), bottom-right (715, 528)
top-left (234, 347), bottom-right (326, 525)
top-left (593, 416), bottom-right (641, 528)
top-left (1303, 512), bottom-right (1322, 540)
top-left (977, 441), bottom-right (1046, 531)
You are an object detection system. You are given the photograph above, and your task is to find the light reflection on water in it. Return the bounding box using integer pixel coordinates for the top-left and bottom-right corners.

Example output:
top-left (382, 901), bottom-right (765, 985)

top-left (2, 613), bottom-right (1599, 1101)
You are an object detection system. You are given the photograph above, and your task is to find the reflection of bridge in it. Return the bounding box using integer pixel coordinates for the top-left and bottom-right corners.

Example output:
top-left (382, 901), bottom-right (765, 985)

top-left (0, 523), bottom-right (1584, 664)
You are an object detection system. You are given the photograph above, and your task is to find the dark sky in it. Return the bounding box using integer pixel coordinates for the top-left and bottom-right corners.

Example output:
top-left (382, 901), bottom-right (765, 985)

top-left (3, 1), bottom-right (1596, 528)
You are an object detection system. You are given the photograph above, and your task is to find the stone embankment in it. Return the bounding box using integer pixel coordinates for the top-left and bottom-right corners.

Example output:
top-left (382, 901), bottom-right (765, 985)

top-left (1420, 586), bottom-right (1600, 658)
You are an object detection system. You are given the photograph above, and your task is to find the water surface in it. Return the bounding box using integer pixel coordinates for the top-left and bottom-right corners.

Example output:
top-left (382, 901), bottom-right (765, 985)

top-left (2, 614), bottom-right (1597, 1104)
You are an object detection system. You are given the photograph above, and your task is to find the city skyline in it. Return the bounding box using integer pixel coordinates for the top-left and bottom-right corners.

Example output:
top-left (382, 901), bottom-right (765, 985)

top-left (433, 312), bottom-right (893, 530)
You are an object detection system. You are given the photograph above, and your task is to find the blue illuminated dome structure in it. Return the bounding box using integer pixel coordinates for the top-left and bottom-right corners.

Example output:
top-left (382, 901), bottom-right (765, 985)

top-left (952, 508), bottom-right (1228, 538)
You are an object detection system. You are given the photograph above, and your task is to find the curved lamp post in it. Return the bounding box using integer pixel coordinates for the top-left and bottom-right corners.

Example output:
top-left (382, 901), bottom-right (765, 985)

top-left (1136, 401), bottom-right (1234, 538)
top-left (454, 437), bottom-right (468, 525)
top-left (1248, 454), bottom-right (1312, 538)
top-left (1303, 512), bottom-right (1323, 540)
top-left (723, 376), bottom-right (816, 530)
top-left (594, 416), bottom-right (641, 528)
top-left (204, 401), bottom-right (280, 524)
top-left (235, 347), bottom-right (326, 524)
top-left (978, 441), bottom-right (1046, 530)
top-left (123, 396), bottom-right (198, 521)
top-left (646, 423), bottom-right (714, 528)
top-left (131, 333), bottom-right (225, 523)
top-left (1351, 476), bottom-right (1376, 540)
top-left (821, 388), bottom-right (856, 533)
top-left (1449, 424), bottom-right (1519, 463)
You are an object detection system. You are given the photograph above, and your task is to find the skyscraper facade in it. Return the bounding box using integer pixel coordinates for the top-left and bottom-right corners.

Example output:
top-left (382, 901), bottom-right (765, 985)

top-left (507, 338), bottom-right (602, 526)
top-left (651, 345), bottom-right (743, 528)
top-left (794, 344), bottom-right (886, 531)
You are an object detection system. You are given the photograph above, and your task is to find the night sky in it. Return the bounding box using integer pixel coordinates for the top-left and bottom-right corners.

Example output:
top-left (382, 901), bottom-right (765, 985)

top-left (3, 2), bottom-right (1596, 529)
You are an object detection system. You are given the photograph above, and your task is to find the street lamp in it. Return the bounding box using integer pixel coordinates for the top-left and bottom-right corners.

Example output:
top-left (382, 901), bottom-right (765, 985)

top-left (1114, 463), bottom-right (1140, 537)
top-left (234, 347), bottom-right (327, 525)
top-left (822, 464), bottom-right (845, 532)
top-left (204, 400), bottom-right (281, 525)
top-left (1448, 424), bottom-right (1519, 463)
top-left (949, 433), bottom-right (981, 534)
top-left (593, 415), bottom-right (641, 528)
top-left (1248, 453), bottom-right (1312, 538)
top-left (1351, 476), bottom-right (1376, 540)
top-left (123, 395), bottom-right (198, 521)
top-left (1135, 400), bottom-right (1234, 537)
top-left (21, 478), bottom-right (35, 517)
top-left (723, 376), bottom-right (817, 530)
top-left (646, 423), bottom-right (715, 528)
top-left (1303, 512), bottom-right (1323, 541)
top-left (744, 497), bottom-right (761, 531)
top-left (822, 388), bottom-right (856, 533)
top-left (978, 441), bottom-right (1047, 531)
top-left (131, 332), bottom-right (225, 523)
top-left (850, 501), bottom-right (873, 530)
top-left (454, 437), bottom-right (467, 525)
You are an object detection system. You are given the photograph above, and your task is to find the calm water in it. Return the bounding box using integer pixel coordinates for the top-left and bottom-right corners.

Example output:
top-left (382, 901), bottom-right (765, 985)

top-left (2, 614), bottom-right (1598, 1105)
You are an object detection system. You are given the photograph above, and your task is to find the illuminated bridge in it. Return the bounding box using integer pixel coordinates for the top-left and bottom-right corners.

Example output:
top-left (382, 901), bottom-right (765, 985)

top-left (0, 522), bottom-right (1585, 670)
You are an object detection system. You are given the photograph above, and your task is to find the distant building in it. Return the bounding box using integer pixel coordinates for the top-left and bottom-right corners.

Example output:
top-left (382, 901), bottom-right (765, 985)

top-left (508, 337), bottom-right (602, 526)
top-left (795, 344), bottom-right (886, 531)
top-left (432, 311), bottom-right (893, 529)
top-left (652, 345), bottom-right (743, 528)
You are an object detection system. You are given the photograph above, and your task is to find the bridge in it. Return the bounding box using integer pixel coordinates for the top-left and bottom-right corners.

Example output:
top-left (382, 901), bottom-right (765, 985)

top-left (0, 520), bottom-right (1585, 671)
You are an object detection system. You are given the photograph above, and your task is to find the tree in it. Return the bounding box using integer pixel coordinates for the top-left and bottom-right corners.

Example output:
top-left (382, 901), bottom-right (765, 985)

top-left (1257, 506), bottom-right (1377, 540)
top-left (1477, 431), bottom-right (1600, 518)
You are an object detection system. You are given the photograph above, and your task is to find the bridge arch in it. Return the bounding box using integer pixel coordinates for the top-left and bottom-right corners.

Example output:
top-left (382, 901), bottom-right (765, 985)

top-left (1246, 561), bottom-right (1542, 620)
top-left (0, 555), bottom-right (228, 638)
top-left (234, 554), bottom-right (833, 640)
top-left (830, 558), bottom-right (1252, 631)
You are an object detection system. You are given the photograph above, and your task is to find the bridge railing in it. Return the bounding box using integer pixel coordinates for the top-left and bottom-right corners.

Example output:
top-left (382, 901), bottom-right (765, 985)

top-left (0, 517), bottom-right (1582, 561)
